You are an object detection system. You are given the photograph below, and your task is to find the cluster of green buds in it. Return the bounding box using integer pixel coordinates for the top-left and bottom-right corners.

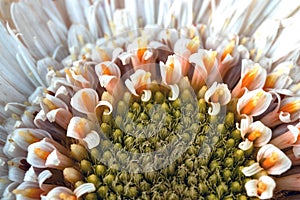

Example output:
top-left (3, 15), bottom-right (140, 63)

top-left (71, 85), bottom-right (258, 199)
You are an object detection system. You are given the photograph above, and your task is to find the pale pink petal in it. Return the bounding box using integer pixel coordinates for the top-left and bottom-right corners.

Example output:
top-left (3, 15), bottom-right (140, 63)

top-left (237, 89), bottom-right (272, 116)
top-left (257, 144), bottom-right (292, 175)
top-left (70, 88), bottom-right (99, 115)
top-left (95, 101), bottom-right (113, 115)
top-left (245, 176), bottom-right (276, 199)
top-left (141, 90), bottom-right (152, 102)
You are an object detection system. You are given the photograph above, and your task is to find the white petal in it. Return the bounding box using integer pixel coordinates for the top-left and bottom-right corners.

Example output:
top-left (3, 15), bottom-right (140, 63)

top-left (208, 102), bottom-right (221, 116)
top-left (239, 139), bottom-right (253, 151)
top-left (242, 163), bottom-right (263, 177)
top-left (257, 144), bottom-right (292, 175)
top-left (45, 150), bottom-right (74, 170)
top-left (245, 179), bottom-right (259, 197)
top-left (141, 90), bottom-right (152, 102)
top-left (169, 84), bottom-right (180, 101)
top-left (70, 88), bottom-right (99, 115)
top-left (95, 101), bottom-right (113, 115)
top-left (74, 183), bottom-right (96, 198)
top-left (83, 130), bottom-right (100, 149)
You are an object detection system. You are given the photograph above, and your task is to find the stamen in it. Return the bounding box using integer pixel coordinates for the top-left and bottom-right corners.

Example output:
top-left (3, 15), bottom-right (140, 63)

top-left (247, 131), bottom-right (261, 142)
top-left (257, 181), bottom-right (267, 196)
top-left (187, 36), bottom-right (200, 53)
top-left (101, 64), bottom-right (111, 75)
top-left (264, 73), bottom-right (278, 89)
top-left (34, 148), bottom-right (51, 160)
top-left (221, 40), bottom-right (235, 61)
top-left (280, 100), bottom-right (300, 113)
top-left (43, 98), bottom-right (57, 110)
top-left (59, 193), bottom-right (77, 200)
top-left (18, 131), bottom-right (40, 144)
top-left (240, 91), bottom-right (264, 115)
top-left (242, 65), bottom-right (259, 88)
top-left (260, 152), bottom-right (278, 169)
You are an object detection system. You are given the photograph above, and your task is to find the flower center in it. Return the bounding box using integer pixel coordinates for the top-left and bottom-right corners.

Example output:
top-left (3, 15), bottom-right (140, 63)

top-left (260, 152), bottom-right (278, 169)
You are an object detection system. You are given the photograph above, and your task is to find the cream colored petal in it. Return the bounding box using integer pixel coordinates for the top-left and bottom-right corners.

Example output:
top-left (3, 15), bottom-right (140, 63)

top-left (45, 186), bottom-right (74, 200)
top-left (12, 128), bottom-right (52, 151)
top-left (46, 108), bottom-right (72, 130)
top-left (140, 90), bottom-right (151, 102)
top-left (251, 121), bottom-right (272, 147)
top-left (239, 139), bottom-right (253, 151)
top-left (70, 88), bottom-right (99, 115)
top-left (95, 101), bottom-right (113, 115)
top-left (208, 102), bottom-right (221, 116)
top-left (259, 176), bottom-right (276, 199)
top-left (242, 162), bottom-right (263, 177)
top-left (169, 84), bottom-right (180, 101)
top-left (237, 89), bottom-right (272, 116)
top-left (38, 170), bottom-right (55, 192)
top-left (245, 179), bottom-right (259, 197)
top-left (257, 144), bottom-right (292, 175)
top-left (8, 157), bottom-right (26, 183)
top-left (45, 150), bottom-right (74, 170)
top-left (67, 117), bottom-right (92, 140)
top-left (74, 183), bottom-right (96, 198)
top-left (293, 146), bottom-right (300, 159)
top-left (83, 130), bottom-right (100, 149)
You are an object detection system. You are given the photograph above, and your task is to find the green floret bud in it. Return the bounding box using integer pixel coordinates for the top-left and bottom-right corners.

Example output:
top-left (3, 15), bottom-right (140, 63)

top-left (171, 98), bottom-right (181, 109)
top-left (231, 181), bottom-right (242, 193)
top-left (80, 160), bottom-right (93, 174)
top-left (97, 185), bottom-right (109, 198)
top-left (87, 174), bottom-right (101, 188)
top-left (226, 138), bottom-right (235, 148)
top-left (117, 100), bottom-right (127, 115)
top-left (231, 129), bottom-right (242, 141)
top-left (234, 149), bottom-right (245, 162)
top-left (225, 112), bottom-right (235, 127)
top-left (113, 129), bottom-right (123, 143)
top-left (207, 194), bottom-right (217, 200)
top-left (198, 98), bottom-right (207, 113)
top-left (95, 164), bottom-right (107, 177)
top-left (197, 85), bottom-right (208, 99)
top-left (85, 193), bottom-right (98, 200)
top-left (154, 91), bottom-right (165, 104)
top-left (224, 157), bottom-right (234, 168)
top-left (103, 174), bottom-right (115, 185)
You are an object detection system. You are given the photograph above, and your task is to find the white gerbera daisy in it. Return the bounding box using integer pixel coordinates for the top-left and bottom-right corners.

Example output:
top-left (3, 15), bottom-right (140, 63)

top-left (0, 0), bottom-right (300, 199)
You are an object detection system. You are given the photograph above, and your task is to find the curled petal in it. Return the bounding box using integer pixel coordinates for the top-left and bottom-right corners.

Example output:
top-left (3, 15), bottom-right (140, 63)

top-left (257, 144), bottom-right (292, 175)
top-left (245, 176), bottom-right (276, 199)
top-left (45, 150), bottom-right (74, 170)
top-left (83, 130), bottom-right (100, 149)
top-left (141, 90), bottom-right (152, 102)
top-left (13, 181), bottom-right (43, 199)
top-left (205, 82), bottom-right (231, 106)
top-left (44, 186), bottom-right (75, 200)
top-left (125, 69), bottom-right (151, 96)
top-left (169, 84), bottom-right (179, 101)
top-left (239, 139), bottom-right (253, 151)
top-left (74, 183), bottom-right (96, 198)
top-left (242, 162), bottom-right (263, 177)
top-left (95, 61), bottom-right (121, 88)
top-left (160, 55), bottom-right (182, 85)
top-left (70, 88), bottom-right (99, 115)
top-left (208, 102), bottom-right (221, 116)
top-left (46, 108), bottom-right (72, 129)
top-left (95, 101), bottom-right (113, 115)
